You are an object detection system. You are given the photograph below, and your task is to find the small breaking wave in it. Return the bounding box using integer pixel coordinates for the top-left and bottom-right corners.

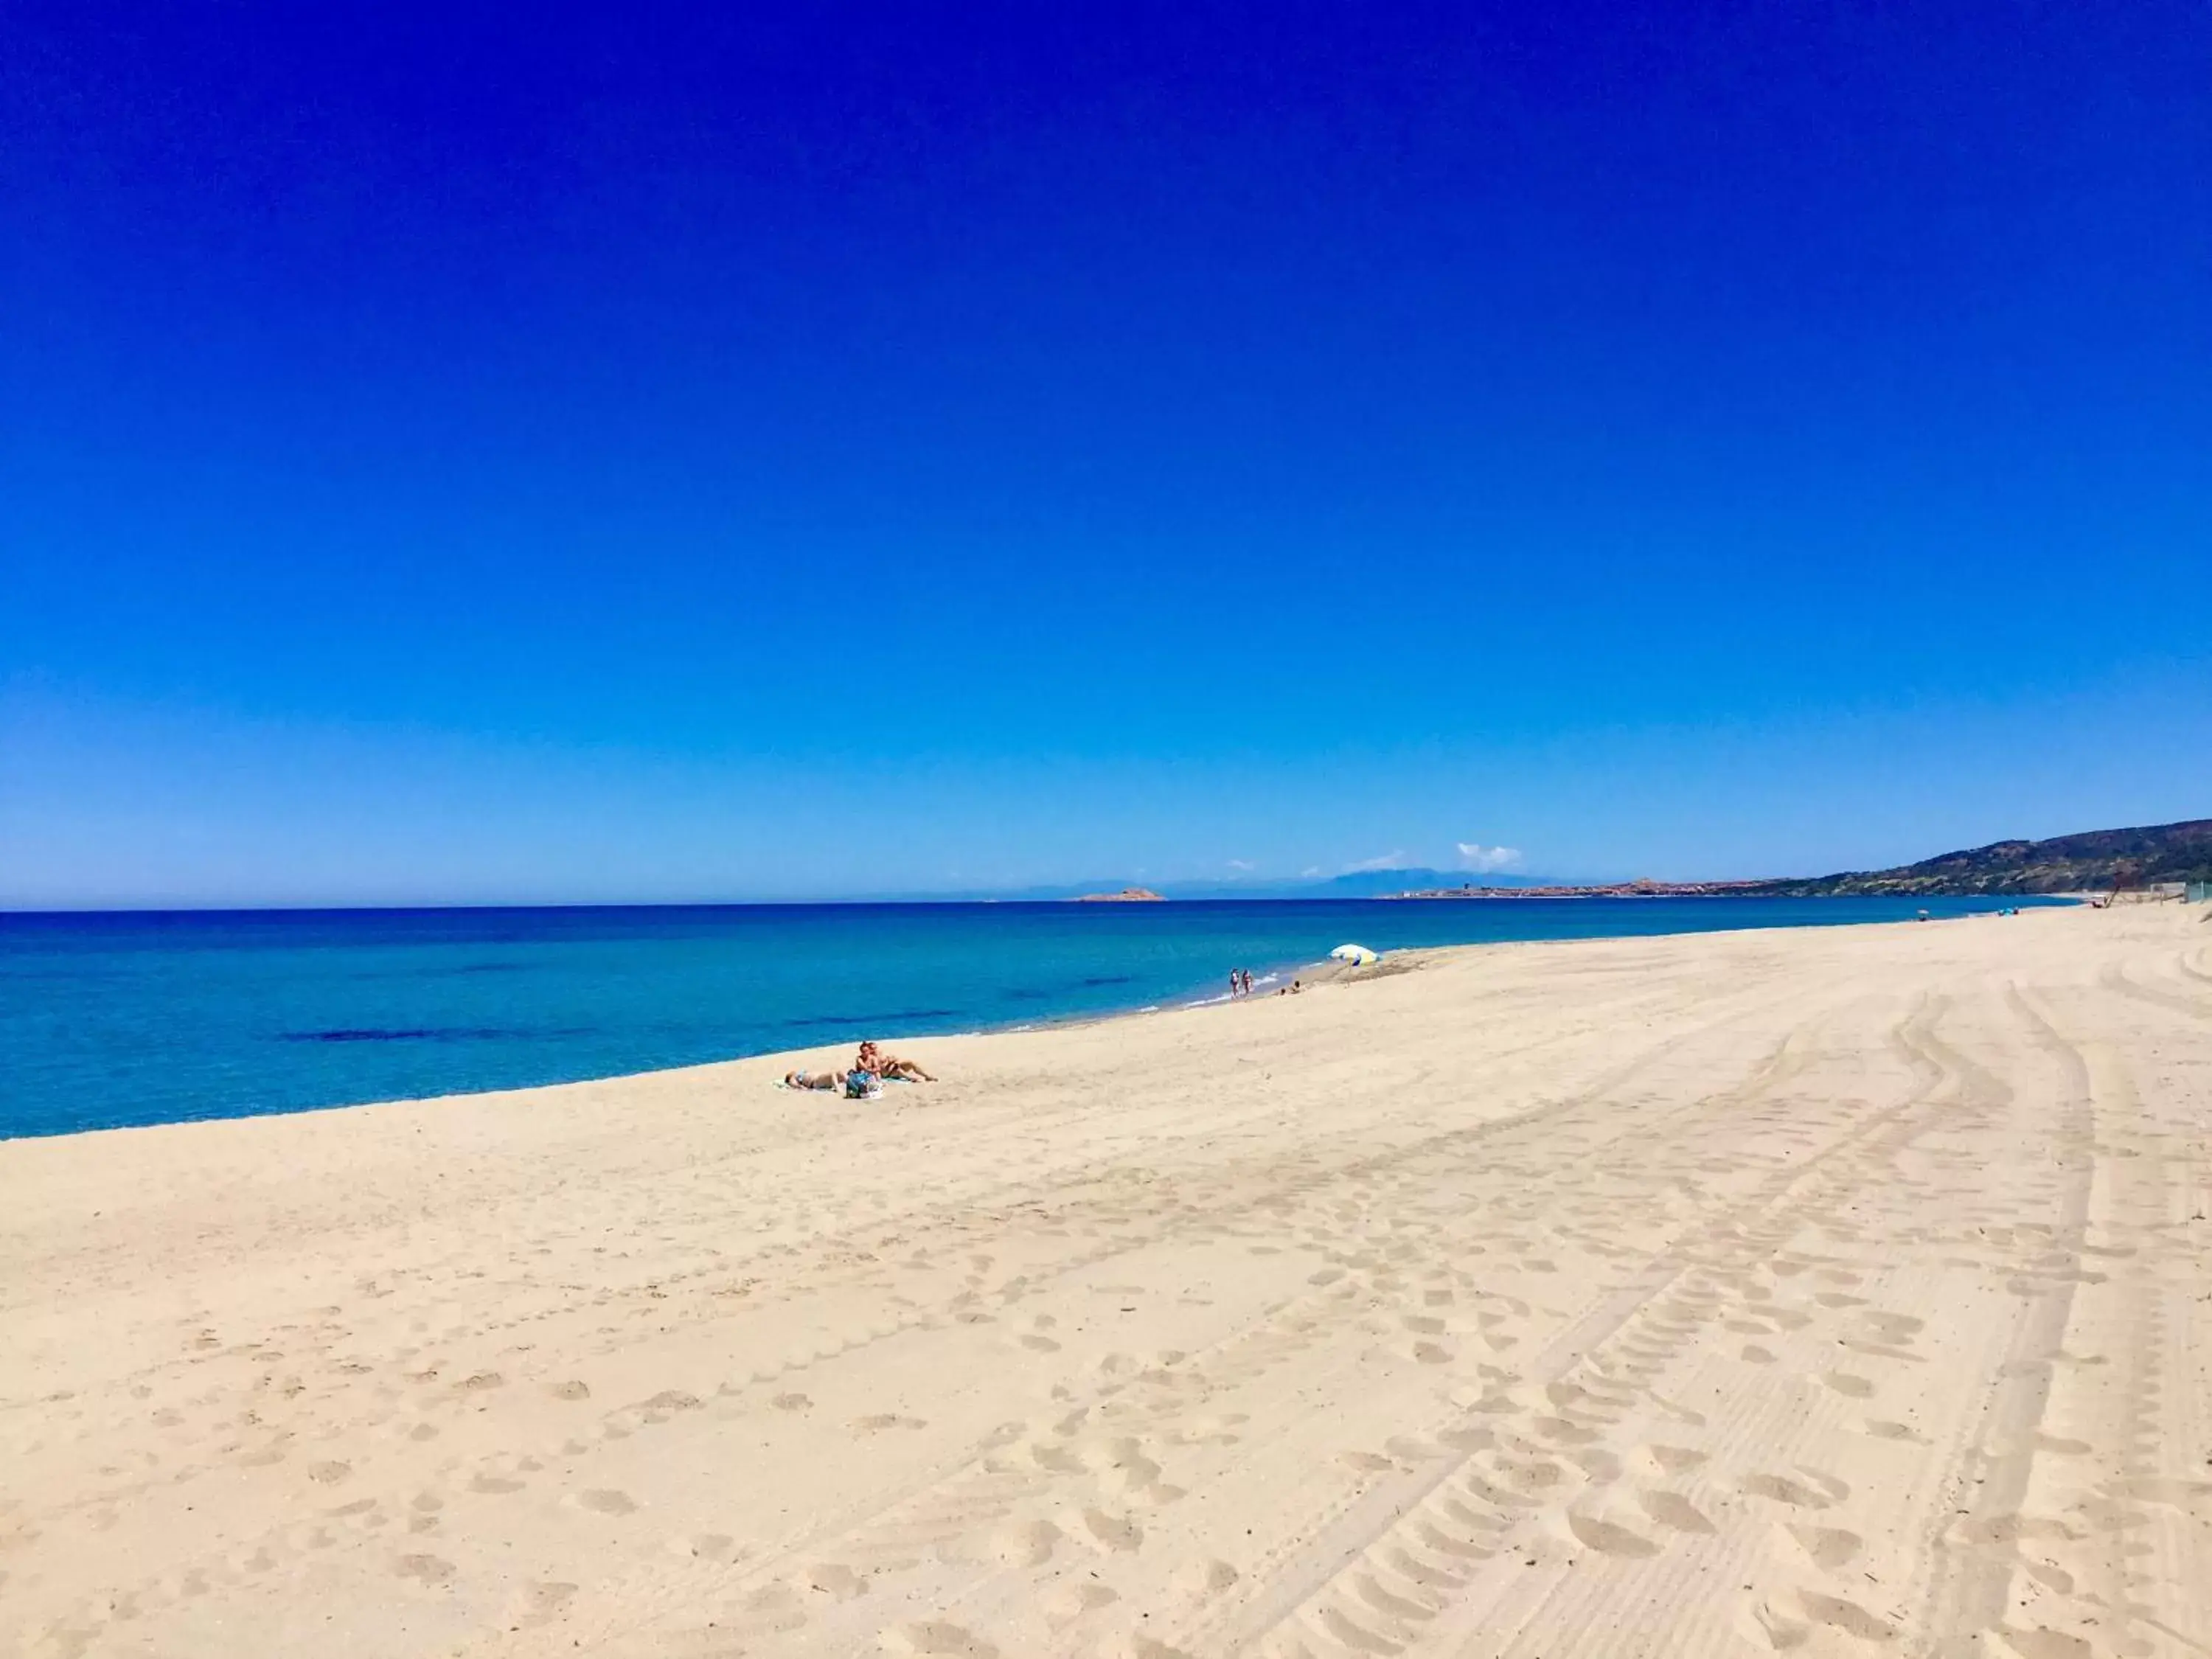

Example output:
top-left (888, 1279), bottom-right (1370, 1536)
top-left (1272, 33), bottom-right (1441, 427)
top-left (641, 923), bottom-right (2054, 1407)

top-left (783, 1009), bottom-right (961, 1029)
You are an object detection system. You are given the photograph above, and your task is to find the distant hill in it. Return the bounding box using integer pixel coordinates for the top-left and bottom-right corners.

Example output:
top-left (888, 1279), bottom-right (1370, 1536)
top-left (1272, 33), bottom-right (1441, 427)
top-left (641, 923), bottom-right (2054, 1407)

top-left (1751, 818), bottom-right (2212, 897)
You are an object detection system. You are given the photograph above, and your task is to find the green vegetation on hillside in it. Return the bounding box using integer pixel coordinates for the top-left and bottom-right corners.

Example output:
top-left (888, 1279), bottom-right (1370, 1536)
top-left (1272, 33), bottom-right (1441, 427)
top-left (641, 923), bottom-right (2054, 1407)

top-left (1750, 818), bottom-right (2212, 897)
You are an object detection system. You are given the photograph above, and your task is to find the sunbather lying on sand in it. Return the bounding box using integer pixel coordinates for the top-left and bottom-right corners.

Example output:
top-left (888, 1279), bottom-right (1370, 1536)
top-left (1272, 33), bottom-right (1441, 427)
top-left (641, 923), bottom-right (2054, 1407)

top-left (855, 1042), bottom-right (936, 1082)
top-left (783, 1070), bottom-right (844, 1091)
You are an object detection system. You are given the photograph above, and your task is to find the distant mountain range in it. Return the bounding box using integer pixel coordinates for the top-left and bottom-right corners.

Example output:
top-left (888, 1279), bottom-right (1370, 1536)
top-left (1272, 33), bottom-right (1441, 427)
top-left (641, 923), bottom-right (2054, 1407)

top-left (872, 868), bottom-right (1559, 903)
top-left (869, 818), bottom-right (2210, 905)
top-left (1747, 818), bottom-right (2212, 897)
top-left (1177, 867), bottom-right (1555, 900)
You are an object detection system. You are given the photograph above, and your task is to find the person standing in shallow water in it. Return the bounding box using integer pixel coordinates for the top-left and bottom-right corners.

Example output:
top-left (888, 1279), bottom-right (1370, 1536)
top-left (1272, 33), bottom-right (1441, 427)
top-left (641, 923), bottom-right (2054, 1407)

top-left (1228, 970), bottom-right (1241, 1000)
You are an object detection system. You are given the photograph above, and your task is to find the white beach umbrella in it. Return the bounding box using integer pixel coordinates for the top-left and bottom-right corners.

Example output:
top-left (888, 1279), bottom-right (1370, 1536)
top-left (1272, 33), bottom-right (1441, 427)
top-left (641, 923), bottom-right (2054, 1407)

top-left (1329, 943), bottom-right (1379, 966)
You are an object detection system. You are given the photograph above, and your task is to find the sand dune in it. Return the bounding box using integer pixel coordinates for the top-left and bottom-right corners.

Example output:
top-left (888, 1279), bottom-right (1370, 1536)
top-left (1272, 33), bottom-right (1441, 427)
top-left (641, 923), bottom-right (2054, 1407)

top-left (4, 903), bottom-right (2209, 1658)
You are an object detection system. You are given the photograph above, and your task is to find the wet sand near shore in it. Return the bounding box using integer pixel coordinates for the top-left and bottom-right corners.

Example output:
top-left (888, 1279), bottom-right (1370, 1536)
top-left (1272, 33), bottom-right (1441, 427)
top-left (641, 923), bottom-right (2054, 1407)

top-left (3, 903), bottom-right (2208, 1658)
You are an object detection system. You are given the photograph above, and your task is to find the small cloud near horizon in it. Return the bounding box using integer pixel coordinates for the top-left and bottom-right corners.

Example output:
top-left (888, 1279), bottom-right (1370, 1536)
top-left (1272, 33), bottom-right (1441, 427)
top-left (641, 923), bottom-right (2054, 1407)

top-left (1343, 850), bottom-right (1408, 873)
top-left (1225, 858), bottom-right (1254, 872)
top-left (1456, 842), bottom-right (1523, 873)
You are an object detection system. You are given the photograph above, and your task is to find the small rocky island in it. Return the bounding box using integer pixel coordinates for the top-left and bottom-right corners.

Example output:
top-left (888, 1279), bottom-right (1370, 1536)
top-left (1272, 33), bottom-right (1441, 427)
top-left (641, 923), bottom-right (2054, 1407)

top-left (1074, 887), bottom-right (1165, 902)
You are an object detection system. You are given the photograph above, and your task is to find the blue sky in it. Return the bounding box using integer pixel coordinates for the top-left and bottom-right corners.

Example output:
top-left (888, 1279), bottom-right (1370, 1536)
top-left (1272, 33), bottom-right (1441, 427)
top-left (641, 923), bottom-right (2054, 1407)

top-left (4, 2), bottom-right (2207, 906)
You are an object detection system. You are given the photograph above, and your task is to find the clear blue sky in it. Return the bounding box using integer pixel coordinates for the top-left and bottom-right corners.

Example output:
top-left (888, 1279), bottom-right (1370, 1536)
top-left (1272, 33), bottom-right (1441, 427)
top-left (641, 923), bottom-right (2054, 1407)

top-left (4, 2), bottom-right (2206, 906)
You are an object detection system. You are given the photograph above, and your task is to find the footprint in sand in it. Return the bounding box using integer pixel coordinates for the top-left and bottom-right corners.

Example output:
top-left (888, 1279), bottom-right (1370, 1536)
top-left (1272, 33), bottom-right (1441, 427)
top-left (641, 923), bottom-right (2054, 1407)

top-left (1031, 1441), bottom-right (1085, 1474)
top-left (1173, 1557), bottom-right (1239, 1596)
top-left (1787, 1524), bottom-right (1863, 1569)
top-left (1570, 1446), bottom-right (1624, 1484)
top-left (1639, 1489), bottom-right (1717, 1534)
top-left (1566, 1512), bottom-right (1661, 1558)
top-left (307, 1461), bottom-right (352, 1484)
top-left (881, 1620), bottom-right (1001, 1658)
top-left (394, 1553), bottom-right (455, 1584)
top-left (1997, 1628), bottom-right (2093, 1659)
top-left (1385, 1433), bottom-right (1453, 1462)
top-left (1743, 1474), bottom-right (1832, 1511)
top-left (1639, 1444), bottom-right (1708, 1477)
top-left (1080, 1507), bottom-right (1143, 1553)
top-left (850, 1413), bottom-right (926, 1434)
top-left (510, 1581), bottom-right (577, 1628)
top-left (1821, 1371), bottom-right (1876, 1399)
top-left (1862, 1419), bottom-right (1926, 1443)
top-left (805, 1562), bottom-right (870, 1600)
top-left (1046, 1580), bottom-right (1120, 1623)
top-left (672, 1532), bottom-right (737, 1562)
top-left (550, 1380), bottom-right (591, 1401)
top-left (572, 1489), bottom-right (637, 1516)
top-left (959, 1518), bottom-right (1055, 1569)
top-left (1792, 1466), bottom-right (1850, 1502)
top-left (1797, 1590), bottom-right (1897, 1642)
top-left (1749, 1596), bottom-right (1809, 1649)
top-left (1531, 1415), bottom-right (1600, 1445)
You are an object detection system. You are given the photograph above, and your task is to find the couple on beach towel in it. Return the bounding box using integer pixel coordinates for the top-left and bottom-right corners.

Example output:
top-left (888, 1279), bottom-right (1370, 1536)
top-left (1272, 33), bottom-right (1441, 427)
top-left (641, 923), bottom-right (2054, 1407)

top-left (785, 1040), bottom-right (936, 1098)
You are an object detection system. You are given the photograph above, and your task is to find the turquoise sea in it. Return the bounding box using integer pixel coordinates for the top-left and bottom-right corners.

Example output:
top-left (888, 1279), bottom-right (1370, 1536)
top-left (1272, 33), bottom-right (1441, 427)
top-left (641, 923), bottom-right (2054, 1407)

top-left (0, 897), bottom-right (2048, 1139)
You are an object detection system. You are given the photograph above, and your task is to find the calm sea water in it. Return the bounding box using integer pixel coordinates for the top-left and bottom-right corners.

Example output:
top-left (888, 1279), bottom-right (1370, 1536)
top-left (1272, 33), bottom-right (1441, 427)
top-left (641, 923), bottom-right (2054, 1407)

top-left (1, 897), bottom-right (2048, 1139)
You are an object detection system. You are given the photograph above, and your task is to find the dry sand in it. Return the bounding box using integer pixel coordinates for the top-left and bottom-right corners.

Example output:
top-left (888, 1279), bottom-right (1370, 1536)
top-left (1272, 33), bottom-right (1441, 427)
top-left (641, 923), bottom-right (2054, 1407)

top-left (4, 903), bottom-right (2210, 1658)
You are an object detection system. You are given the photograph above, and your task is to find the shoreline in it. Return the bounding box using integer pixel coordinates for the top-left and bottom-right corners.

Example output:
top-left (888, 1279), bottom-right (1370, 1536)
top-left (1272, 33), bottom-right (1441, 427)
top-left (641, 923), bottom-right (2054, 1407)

top-left (0, 942), bottom-right (1383, 1151)
top-left (0, 893), bottom-right (2065, 1144)
top-left (3, 900), bottom-right (2039, 1150)
top-left (1388, 884), bottom-right (2095, 901)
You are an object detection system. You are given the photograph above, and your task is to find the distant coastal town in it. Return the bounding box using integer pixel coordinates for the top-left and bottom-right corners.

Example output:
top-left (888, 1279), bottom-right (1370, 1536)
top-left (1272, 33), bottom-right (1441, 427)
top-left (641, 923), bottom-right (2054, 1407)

top-left (1388, 879), bottom-right (1768, 900)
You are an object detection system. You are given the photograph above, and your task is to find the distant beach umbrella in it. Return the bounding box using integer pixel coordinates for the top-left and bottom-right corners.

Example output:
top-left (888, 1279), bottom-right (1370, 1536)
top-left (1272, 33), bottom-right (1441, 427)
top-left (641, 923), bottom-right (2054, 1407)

top-left (1329, 944), bottom-right (1379, 965)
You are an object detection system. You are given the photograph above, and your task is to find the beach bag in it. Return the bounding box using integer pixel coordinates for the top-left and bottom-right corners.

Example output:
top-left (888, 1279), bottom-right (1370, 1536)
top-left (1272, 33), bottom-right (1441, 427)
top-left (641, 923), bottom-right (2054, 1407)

top-left (845, 1070), bottom-right (880, 1100)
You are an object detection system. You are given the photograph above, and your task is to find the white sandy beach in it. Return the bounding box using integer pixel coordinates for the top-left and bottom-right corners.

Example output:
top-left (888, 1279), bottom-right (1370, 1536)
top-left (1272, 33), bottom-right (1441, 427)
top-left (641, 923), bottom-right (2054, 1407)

top-left (3, 903), bottom-right (2208, 1658)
